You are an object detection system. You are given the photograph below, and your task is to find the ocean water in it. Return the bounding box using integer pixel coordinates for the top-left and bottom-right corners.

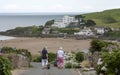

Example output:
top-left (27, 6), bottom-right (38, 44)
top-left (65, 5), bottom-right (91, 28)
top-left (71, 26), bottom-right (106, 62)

top-left (0, 15), bottom-right (65, 31)
top-left (0, 35), bottom-right (15, 40)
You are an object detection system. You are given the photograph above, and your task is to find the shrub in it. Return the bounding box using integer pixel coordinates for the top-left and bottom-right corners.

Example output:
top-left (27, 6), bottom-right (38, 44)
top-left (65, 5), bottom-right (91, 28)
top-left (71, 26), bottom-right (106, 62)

top-left (65, 63), bottom-right (81, 69)
top-left (48, 52), bottom-right (56, 62)
top-left (16, 49), bottom-right (32, 61)
top-left (75, 52), bottom-right (84, 63)
top-left (1, 47), bottom-right (15, 53)
top-left (81, 60), bottom-right (90, 68)
top-left (32, 52), bottom-right (56, 63)
top-left (72, 63), bottom-right (81, 68)
top-left (0, 56), bottom-right (12, 75)
top-left (1, 47), bottom-right (32, 62)
top-left (65, 62), bottom-right (72, 69)
top-left (32, 55), bottom-right (41, 62)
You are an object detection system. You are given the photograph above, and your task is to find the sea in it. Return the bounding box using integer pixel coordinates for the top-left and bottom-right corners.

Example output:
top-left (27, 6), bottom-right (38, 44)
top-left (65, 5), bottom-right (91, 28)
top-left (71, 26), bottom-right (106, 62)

top-left (0, 35), bottom-right (15, 40)
top-left (0, 13), bottom-right (81, 40)
top-left (0, 15), bottom-right (64, 32)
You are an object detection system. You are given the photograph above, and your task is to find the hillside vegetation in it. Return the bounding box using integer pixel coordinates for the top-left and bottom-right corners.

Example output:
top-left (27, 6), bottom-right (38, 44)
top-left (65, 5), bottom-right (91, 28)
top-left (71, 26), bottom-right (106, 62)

top-left (83, 9), bottom-right (120, 28)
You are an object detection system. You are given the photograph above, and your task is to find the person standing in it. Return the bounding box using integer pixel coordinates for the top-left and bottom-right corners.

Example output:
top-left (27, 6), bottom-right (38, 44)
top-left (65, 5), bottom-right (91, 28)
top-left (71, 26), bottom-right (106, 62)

top-left (41, 47), bottom-right (48, 69)
top-left (57, 47), bottom-right (64, 69)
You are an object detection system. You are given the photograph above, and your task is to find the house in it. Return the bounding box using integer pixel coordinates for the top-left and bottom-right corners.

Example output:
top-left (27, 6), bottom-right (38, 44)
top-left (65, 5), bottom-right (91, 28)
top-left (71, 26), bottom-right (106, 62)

top-left (42, 27), bottom-right (51, 34)
top-left (52, 15), bottom-right (78, 28)
top-left (94, 27), bottom-right (105, 34)
top-left (74, 28), bottom-right (94, 36)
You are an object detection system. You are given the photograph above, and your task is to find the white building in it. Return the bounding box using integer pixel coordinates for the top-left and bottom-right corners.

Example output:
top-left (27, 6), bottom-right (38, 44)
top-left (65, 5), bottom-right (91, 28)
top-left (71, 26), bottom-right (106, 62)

top-left (52, 15), bottom-right (77, 28)
top-left (52, 19), bottom-right (66, 28)
top-left (74, 28), bottom-right (94, 36)
top-left (94, 27), bottom-right (105, 34)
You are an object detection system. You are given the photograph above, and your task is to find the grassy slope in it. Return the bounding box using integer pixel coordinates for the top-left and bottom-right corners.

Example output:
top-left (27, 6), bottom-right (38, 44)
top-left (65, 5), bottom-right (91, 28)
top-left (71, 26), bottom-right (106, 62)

top-left (83, 9), bottom-right (120, 28)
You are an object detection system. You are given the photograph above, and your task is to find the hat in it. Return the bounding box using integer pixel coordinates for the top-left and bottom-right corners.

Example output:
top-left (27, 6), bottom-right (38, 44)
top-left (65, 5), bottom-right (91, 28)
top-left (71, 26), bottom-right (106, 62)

top-left (59, 47), bottom-right (63, 50)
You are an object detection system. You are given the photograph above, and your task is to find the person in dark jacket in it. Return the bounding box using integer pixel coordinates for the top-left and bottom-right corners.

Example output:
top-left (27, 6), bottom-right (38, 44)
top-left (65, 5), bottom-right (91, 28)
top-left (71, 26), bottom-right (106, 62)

top-left (41, 47), bottom-right (48, 69)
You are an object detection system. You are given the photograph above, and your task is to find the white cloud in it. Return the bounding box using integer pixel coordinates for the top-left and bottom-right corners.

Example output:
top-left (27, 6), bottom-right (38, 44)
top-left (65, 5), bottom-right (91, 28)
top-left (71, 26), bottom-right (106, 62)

top-left (3, 4), bottom-right (19, 10)
top-left (0, 0), bottom-right (120, 13)
top-left (50, 4), bottom-right (74, 12)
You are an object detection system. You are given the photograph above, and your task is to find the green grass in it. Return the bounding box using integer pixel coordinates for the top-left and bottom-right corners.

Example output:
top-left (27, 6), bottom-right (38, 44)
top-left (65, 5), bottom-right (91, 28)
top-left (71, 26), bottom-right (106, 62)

top-left (82, 8), bottom-right (120, 28)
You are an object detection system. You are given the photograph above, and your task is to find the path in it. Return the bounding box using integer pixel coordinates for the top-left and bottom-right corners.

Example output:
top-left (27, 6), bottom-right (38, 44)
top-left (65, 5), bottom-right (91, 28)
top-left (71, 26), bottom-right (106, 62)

top-left (20, 62), bottom-right (80, 75)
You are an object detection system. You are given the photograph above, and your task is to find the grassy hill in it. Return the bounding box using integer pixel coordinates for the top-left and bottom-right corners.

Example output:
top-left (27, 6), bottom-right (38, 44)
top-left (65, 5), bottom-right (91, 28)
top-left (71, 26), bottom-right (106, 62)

top-left (82, 8), bottom-right (120, 28)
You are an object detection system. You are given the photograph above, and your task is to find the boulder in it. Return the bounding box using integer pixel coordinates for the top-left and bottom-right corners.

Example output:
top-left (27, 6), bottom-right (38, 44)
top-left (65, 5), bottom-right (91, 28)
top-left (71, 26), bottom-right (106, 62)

top-left (8, 54), bottom-right (30, 69)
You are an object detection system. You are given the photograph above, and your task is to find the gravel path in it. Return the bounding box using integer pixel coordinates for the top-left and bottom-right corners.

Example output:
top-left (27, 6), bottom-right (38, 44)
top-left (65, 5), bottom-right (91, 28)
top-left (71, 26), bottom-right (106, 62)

top-left (20, 62), bottom-right (80, 75)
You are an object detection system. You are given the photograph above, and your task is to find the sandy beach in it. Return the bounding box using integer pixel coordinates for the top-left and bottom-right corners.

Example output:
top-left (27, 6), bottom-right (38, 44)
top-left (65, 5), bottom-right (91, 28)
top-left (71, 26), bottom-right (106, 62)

top-left (0, 37), bottom-right (91, 75)
top-left (0, 37), bottom-right (91, 54)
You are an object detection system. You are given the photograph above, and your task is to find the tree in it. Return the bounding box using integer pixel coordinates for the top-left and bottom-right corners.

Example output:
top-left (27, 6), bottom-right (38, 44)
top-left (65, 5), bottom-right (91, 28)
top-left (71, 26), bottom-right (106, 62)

top-left (89, 39), bottom-right (106, 67)
top-left (85, 19), bottom-right (96, 27)
top-left (75, 15), bottom-right (85, 27)
top-left (90, 39), bottom-right (106, 54)
top-left (45, 20), bottom-right (54, 27)
top-left (101, 49), bottom-right (120, 75)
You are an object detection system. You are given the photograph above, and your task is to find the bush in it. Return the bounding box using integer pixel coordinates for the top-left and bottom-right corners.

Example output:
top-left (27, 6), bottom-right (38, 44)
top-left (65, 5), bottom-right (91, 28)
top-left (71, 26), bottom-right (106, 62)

top-left (72, 63), bottom-right (81, 68)
top-left (1, 47), bottom-right (15, 53)
top-left (65, 63), bottom-right (81, 69)
top-left (32, 52), bottom-right (56, 63)
top-left (32, 55), bottom-right (41, 62)
top-left (65, 62), bottom-right (72, 69)
top-left (48, 52), bottom-right (56, 62)
top-left (16, 49), bottom-right (32, 61)
top-left (75, 52), bottom-right (84, 63)
top-left (1, 47), bottom-right (32, 62)
top-left (81, 60), bottom-right (90, 68)
top-left (0, 56), bottom-right (12, 75)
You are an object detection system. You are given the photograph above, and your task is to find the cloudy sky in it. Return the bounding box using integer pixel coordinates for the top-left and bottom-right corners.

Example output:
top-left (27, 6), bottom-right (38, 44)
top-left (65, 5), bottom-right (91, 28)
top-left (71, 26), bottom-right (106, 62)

top-left (0, 0), bottom-right (120, 13)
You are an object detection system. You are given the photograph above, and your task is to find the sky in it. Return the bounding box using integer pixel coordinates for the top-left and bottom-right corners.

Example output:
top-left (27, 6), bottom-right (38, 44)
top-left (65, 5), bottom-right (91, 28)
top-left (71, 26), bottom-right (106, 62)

top-left (0, 0), bottom-right (120, 13)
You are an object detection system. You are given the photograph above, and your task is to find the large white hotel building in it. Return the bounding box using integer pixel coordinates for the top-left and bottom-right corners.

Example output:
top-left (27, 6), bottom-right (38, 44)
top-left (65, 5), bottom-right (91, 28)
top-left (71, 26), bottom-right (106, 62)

top-left (52, 15), bottom-right (78, 28)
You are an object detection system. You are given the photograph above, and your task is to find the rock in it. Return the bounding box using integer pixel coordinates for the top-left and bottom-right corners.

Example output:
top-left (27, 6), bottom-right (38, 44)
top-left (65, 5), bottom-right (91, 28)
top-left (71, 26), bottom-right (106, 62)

top-left (8, 54), bottom-right (30, 69)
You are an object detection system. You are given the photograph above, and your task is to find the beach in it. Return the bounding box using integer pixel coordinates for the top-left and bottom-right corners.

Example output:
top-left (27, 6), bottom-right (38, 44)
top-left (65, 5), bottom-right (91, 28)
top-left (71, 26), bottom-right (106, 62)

top-left (0, 37), bottom-right (91, 54)
top-left (0, 37), bottom-right (91, 75)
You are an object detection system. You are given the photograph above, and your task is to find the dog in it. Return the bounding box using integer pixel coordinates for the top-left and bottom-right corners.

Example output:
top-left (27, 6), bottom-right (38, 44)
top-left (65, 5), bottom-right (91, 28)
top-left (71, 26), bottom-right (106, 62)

top-left (47, 63), bottom-right (50, 69)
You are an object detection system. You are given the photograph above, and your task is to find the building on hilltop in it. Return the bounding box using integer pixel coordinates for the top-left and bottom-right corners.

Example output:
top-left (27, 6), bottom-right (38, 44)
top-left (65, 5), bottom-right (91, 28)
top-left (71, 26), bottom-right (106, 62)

top-left (52, 15), bottom-right (78, 28)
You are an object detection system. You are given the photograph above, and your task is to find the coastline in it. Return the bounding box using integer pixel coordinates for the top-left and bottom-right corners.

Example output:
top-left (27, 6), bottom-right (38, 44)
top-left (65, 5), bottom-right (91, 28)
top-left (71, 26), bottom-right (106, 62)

top-left (0, 35), bottom-right (15, 40)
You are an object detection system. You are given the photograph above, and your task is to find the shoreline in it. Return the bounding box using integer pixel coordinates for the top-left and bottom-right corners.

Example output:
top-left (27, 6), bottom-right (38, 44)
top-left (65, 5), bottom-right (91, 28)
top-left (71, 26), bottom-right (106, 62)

top-left (0, 37), bottom-right (91, 54)
top-left (0, 35), bottom-right (15, 40)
